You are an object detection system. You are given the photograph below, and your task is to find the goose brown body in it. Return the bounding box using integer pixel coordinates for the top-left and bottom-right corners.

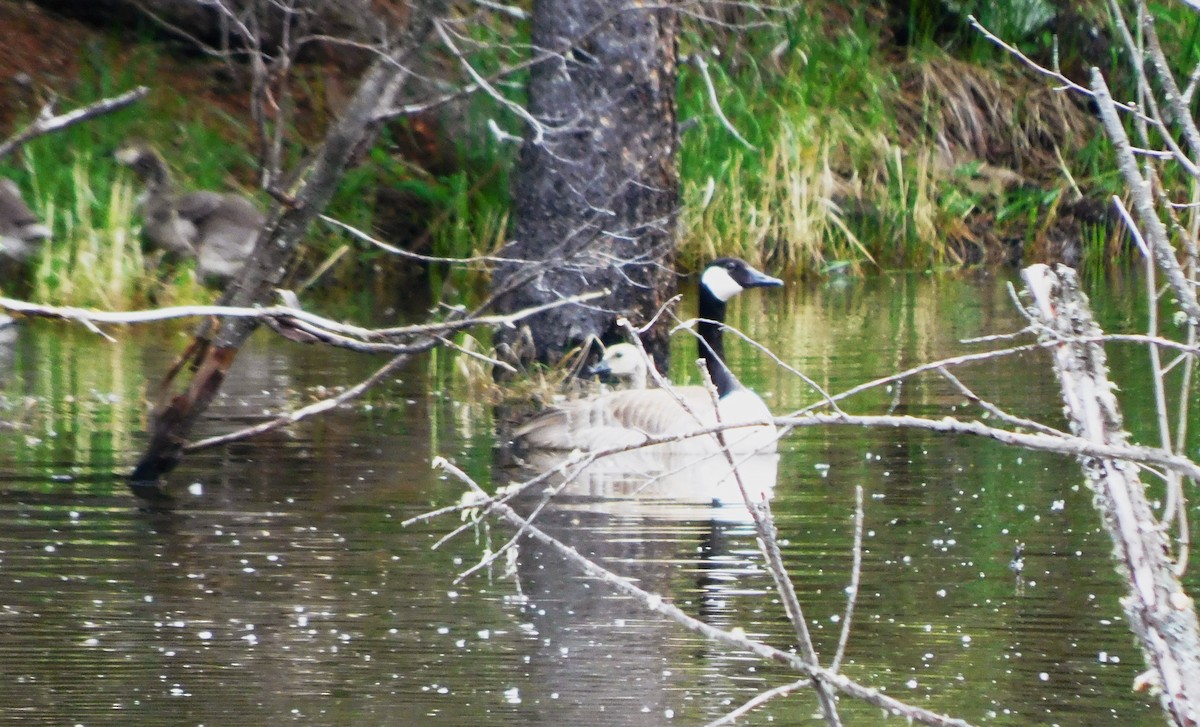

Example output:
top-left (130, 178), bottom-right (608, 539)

top-left (116, 144), bottom-right (264, 284)
top-left (0, 178), bottom-right (50, 264)
top-left (511, 258), bottom-right (782, 455)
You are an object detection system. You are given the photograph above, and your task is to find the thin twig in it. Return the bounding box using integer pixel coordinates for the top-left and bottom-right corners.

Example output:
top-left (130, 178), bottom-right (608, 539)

top-left (781, 412), bottom-right (1200, 482)
top-left (830, 485), bottom-right (864, 675)
top-left (705, 678), bottom-right (812, 727)
top-left (688, 54), bottom-right (756, 150)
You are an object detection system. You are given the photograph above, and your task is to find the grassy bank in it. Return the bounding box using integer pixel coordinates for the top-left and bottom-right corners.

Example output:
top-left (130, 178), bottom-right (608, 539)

top-left (3, 1), bottom-right (1194, 309)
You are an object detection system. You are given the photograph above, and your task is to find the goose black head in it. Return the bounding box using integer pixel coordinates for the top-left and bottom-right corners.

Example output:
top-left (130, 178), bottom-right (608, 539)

top-left (700, 258), bottom-right (784, 302)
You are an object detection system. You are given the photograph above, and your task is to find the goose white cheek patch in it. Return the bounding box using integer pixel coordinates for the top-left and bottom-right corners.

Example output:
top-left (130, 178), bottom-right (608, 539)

top-left (701, 266), bottom-right (744, 302)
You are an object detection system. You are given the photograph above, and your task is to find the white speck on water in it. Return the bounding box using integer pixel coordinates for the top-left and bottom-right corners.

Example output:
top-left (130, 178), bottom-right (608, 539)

top-left (437, 626), bottom-right (450, 635)
top-left (503, 687), bottom-right (521, 704)
top-left (962, 636), bottom-right (972, 645)
top-left (266, 555), bottom-right (279, 562)
top-left (1098, 651), bottom-right (1109, 663)
top-left (437, 686), bottom-right (449, 694)
top-left (1051, 500), bottom-right (1065, 511)
top-left (906, 678), bottom-right (918, 689)
top-left (924, 624), bottom-right (932, 632)
top-left (447, 591), bottom-right (459, 599)
top-left (83, 637), bottom-right (99, 647)
top-left (665, 708), bottom-right (675, 719)
top-left (455, 639), bottom-right (466, 648)
top-left (936, 589), bottom-right (947, 598)
top-left (1039, 672), bottom-right (1049, 681)
top-left (197, 631), bottom-right (213, 640)
top-left (44, 545), bottom-right (55, 553)
top-left (188, 482), bottom-right (203, 496)
top-left (69, 511), bottom-right (80, 520)
top-left (1017, 504), bottom-right (1026, 512)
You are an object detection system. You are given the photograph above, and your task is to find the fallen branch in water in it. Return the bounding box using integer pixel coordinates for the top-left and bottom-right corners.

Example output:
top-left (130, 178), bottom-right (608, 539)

top-left (426, 457), bottom-right (976, 727)
top-left (1022, 263), bottom-right (1200, 724)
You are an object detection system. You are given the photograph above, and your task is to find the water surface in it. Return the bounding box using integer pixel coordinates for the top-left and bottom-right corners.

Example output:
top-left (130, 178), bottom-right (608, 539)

top-left (0, 272), bottom-right (1183, 725)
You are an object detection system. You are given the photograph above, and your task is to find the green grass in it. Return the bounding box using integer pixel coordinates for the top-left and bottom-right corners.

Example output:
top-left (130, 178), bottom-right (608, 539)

top-left (0, 39), bottom-right (258, 307)
top-left (675, 3), bottom-right (1116, 275)
top-left (0, 0), bottom-right (1175, 309)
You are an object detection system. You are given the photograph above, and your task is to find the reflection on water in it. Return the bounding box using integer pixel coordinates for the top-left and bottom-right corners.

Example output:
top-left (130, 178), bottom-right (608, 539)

top-left (510, 448), bottom-right (778, 522)
top-left (0, 274), bottom-right (1178, 724)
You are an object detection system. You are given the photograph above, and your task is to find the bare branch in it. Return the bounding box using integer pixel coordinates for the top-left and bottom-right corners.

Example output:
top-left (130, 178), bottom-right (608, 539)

top-left (428, 458), bottom-right (977, 727)
top-left (0, 87), bottom-right (149, 159)
top-left (705, 678), bottom-right (812, 727)
top-left (830, 485), bottom-right (864, 675)
top-left (781, 412), bottom-right (1200, 482)
top-left (687, 53), bottom-right (756, 150)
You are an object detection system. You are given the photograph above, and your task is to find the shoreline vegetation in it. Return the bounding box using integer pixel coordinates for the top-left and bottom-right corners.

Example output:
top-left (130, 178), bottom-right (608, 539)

top-left (0, 1), bottom-right (1191, 310)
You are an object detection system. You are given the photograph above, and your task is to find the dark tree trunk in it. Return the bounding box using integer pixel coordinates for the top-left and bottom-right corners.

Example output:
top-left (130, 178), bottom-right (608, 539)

top-left (491, 0), bottom-right (679, 372)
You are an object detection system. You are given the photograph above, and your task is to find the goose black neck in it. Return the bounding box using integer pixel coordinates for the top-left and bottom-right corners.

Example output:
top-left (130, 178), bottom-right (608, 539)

top-left (698, 283), bottom-right (738, 398)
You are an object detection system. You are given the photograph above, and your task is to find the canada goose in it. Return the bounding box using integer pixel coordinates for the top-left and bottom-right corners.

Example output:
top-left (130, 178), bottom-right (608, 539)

top-left (115, 143), bottom-right (264, 284)
top-left (512, 258), bottom-right (783, 454)
top-left (0, 178), bottom-right (51, 265)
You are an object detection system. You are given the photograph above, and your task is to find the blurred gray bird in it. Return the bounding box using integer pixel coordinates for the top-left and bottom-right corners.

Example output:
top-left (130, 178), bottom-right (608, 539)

top-left (0, 178), bottom-right (51, 264)
top-left (116, 143), bottom-right (264, 284)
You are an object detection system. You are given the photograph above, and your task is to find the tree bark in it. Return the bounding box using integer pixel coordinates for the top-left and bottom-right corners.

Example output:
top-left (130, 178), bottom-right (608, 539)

top-left (127, 0), bottom-right (448, 499)
top-left (1023, 263), bottom-right (1200, 726)
top-left (491, 0), bottom-right (679, 372)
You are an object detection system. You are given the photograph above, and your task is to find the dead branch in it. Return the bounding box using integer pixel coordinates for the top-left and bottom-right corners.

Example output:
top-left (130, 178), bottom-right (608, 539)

top-left (1090, 68), bottom-right (1200, 322)
top-left (429, 457), bottom-right (976, 727)
top-left (706, 678), bottom-right (812, 727)
top-left (781, 412), bottom-right (1200, 483)
top-left (0, 291), bottom-right (602, 349)
top-left (128, 0), bottom-right (451, 492)
top-left (830, 485), bottom-right (864, 674)
top-left (0, 87), bottom-right (149, 159)
top-left (1023, 263), bottom-right (1200, 726)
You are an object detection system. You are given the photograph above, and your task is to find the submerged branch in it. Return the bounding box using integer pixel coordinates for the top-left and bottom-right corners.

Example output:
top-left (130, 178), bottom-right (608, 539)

top-left (427, 458), bottom-right (976, 727)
